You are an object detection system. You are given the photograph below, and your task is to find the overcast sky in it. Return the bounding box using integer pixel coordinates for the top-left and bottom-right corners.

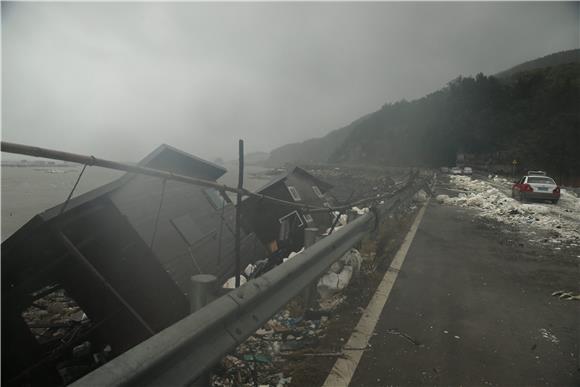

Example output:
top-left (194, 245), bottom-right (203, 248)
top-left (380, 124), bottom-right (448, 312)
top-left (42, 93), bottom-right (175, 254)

top-left (2, 2), bottom-right (578, 162)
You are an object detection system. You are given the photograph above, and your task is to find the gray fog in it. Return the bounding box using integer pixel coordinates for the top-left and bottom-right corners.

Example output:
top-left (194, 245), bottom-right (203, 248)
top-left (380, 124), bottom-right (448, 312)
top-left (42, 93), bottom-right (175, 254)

top-left (2, 2), bottom-right (578, 162)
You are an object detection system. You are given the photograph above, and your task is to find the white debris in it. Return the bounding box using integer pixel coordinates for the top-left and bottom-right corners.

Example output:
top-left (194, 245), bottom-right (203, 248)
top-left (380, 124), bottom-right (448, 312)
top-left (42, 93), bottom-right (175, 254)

top-left (341, 248), bottom-right (363, 277)
top-left (283, 247), bottom-right (304, 263)
top-left (223, 275), bottom-right (247, 289)
top-left (316, 248), bottom-right (362, 298)
top-left (414, 189), bottom-right (428, 203)
top-left (317, 266), bottom-right (353, 299)
top-left (331, 212), bottom-right (349, 227)
top-left (352, 206), bottom-right (369, 215)
top-left (442, 175), bottom-right (580, 245)
top-left (244, 264), bottom-right (256, 277)
top-left (539, 328), bottom-right (560, 344)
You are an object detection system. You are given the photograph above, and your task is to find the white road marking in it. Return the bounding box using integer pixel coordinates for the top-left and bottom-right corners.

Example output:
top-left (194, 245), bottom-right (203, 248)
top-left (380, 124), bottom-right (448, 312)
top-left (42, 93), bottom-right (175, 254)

top-left (322, 200), bottom-right (430, 387)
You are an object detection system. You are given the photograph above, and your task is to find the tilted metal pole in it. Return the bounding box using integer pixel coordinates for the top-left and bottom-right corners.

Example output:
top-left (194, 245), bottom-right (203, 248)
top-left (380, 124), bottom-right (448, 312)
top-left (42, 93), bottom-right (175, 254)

top-left (235, 140), bottom-right (244, 288)
top-left (0, 141), bottom-right (326, 212)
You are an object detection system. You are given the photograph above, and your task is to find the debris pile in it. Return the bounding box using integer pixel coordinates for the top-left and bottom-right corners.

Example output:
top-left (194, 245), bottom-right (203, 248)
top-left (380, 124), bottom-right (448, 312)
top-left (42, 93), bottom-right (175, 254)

top-left (213, 248), bottom-right (366, 386)
top-left (308, 166), bottom-right (397, 203)
top-left (551, 290), bottom-right (580, 301)
top-left (438, 175), bottom-right (580, 245)
top-left (317, 249), bottom-right (362, 299)
top-left (22, 289), bottom-right (87, 343)
top-left (211, 310), bottom-right (329, 386)
top-left (20, 289), bottom-right (114, 384)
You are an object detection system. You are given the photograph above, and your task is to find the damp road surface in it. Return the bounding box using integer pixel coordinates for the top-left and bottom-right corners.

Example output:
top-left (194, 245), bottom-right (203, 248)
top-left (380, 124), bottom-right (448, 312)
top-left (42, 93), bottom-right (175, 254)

top-left (348, 189), bottom-right (580, 386)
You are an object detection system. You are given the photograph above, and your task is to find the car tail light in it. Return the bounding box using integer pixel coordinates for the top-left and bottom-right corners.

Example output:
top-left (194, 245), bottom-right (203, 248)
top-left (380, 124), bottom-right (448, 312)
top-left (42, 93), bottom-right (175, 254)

top-left (522, 184), bottom-right (534, 192)
top-left (553, 186), bottom-right (560, 195)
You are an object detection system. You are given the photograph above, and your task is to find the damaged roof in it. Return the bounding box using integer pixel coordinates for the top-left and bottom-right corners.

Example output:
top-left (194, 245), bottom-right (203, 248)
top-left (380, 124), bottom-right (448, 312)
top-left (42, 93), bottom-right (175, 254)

top-left (40, 144), bottom-right (227, 222)
top-left (2, 144), bottom-right (265, 386)
top-left (255, 166), bottom-right (333, 194)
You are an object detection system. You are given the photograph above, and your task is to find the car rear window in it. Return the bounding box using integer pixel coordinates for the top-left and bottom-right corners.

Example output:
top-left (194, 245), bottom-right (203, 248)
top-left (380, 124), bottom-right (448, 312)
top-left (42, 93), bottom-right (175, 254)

top-left (527, 177), bottom-right (555, 184)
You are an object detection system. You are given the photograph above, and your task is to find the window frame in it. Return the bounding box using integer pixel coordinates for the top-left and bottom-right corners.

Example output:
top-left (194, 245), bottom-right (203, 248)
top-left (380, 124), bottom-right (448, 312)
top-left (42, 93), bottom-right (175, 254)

top-left (278, 210), bottom-right (304, 228)
top-left (287, 185), bottom-right (302, 201)
top-left (312, 185), bottom-right (324, 198)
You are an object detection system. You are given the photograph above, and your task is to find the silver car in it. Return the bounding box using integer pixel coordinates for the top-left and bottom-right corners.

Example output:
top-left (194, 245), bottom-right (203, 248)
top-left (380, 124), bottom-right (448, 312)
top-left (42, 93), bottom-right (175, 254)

top-left (511, 174), bottom-right (560, 203)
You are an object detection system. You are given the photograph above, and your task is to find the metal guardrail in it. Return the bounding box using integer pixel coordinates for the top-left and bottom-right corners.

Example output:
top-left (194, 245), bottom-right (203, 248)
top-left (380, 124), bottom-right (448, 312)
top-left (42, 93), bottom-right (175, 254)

top-left (72, 176), bottom-right (432, 387)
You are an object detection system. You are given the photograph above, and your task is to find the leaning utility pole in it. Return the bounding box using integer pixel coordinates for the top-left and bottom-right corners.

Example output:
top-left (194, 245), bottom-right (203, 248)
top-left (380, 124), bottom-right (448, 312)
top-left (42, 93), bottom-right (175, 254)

top-left (235, 140), bottom-right (244, 288)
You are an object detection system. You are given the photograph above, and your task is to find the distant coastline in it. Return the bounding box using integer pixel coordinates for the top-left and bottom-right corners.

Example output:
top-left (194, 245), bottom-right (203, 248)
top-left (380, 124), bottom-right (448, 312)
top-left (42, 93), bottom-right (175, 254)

top-left (1, 160), bottom-right (75, 167)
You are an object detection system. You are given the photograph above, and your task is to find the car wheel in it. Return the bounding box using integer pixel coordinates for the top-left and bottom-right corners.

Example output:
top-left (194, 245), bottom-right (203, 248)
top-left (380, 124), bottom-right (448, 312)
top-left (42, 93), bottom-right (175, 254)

top-left (552, 199), bottom-right (559, 204)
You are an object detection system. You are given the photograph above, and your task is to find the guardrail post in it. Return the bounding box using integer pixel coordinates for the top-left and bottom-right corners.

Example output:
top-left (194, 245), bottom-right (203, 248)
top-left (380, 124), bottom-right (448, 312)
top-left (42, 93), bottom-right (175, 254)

top-left (190, 274), bottom-right (217, 313)
top-left (190, 274), bottom-right (217, 386)
top-left (302, 228), bottom-right (319, 312)
top-left (304, 227), bottom-right (319, 248)
top-left (347, 209), bottom-right (358, 223)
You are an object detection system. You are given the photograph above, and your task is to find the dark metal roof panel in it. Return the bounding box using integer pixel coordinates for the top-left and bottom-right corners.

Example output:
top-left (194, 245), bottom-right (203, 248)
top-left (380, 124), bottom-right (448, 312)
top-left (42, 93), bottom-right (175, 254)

top-left (253, 166), bottom-right (333, 194)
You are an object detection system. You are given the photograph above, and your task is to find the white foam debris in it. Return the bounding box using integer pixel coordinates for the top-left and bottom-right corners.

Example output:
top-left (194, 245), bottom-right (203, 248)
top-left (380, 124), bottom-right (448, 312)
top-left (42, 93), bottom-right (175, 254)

top-left (414, 189), bottom-right (428, 203)
top-left (539, 328), bottom-right (560, 344)
top-left (442, 175), bottom-right (580, 245)
top-left (316, 249), bottom-right (362, 298)
top-left (352, 206), bottom-right (369, 215)
top-left (223, 275), bottom-right (247, 289)
top-left (283, 247), bottom-right (305, 263)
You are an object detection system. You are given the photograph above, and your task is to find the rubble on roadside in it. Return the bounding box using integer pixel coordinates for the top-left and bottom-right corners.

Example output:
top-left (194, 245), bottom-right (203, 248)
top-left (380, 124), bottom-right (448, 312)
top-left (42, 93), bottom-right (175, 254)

top-left (212, 249), bottom-right (366, 386)
top-left (317, 249), bottom-right (362, 299)
top-left (21, 289), bottom-right (88, 343)
top-left (439, 175), bottom-right (580, 246)
top-left (210, 307), bottom-right (329, 386)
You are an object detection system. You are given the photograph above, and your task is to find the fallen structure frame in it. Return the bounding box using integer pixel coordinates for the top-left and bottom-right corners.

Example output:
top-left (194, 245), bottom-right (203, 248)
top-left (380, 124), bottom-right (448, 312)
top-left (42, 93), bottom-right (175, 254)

top-left (71, 174), bottom-right (433, 386)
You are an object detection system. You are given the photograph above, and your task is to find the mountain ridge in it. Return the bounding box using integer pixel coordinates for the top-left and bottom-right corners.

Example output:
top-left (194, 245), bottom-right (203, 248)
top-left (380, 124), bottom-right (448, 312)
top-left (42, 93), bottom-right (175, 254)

top-left (265, 49), bottom-right (580, 182)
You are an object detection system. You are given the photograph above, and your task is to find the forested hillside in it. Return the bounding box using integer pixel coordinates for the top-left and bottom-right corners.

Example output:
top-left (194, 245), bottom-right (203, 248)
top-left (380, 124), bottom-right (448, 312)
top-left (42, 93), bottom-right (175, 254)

top-left (267, 50), bottom-right (580, 182)
top-left (330, 63), bottom-right (579, 178)
top-left (495, 49), bottom-right (579, 79)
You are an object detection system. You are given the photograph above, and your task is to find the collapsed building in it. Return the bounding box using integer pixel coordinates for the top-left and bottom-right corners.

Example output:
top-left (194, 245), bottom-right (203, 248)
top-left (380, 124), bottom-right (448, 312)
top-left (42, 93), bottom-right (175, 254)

top-left (241, 166), bottom-right (335, 255)
top-left (2, 144), bottom-right (267, 386)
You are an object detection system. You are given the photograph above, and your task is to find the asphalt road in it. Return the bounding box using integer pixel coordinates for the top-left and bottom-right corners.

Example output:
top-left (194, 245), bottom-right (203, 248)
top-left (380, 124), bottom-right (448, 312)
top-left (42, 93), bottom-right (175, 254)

top-left (349, 188), bottom-right (580, 386)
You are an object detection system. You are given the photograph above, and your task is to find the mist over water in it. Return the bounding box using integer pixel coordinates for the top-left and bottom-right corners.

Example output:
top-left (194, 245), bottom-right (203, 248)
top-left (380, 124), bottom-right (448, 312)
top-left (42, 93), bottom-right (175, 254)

top-left (1, 163), bottom-right (272, 240)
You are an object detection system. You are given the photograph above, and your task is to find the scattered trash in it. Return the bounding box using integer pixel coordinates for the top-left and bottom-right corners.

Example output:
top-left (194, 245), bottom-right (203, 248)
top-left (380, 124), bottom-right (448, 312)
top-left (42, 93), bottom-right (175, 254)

top-left (551, 290), bottom-right (580, 301)
top-left (316, 249), bottom-right (362, 298)
top-left (279, 351), bottom-right (345, 358)
top-left (283, 248), bottom-right (304, 263)
top-left (442, 175), bottom-right (580, 245)
top-left (414, 190), bottom-right (428, 203)
top-left (385, 328), bottom-right (422, 346)
top-left (223, 275), bottom-right (247, 289)
top-left (352, 206), bottom-right (369, 215)
top-left (539, 328), bottom-right (560, 344)
top-left (212, 306), bottom-right (329, 385)
top-left (242, 354), bottom-right (273, 364)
